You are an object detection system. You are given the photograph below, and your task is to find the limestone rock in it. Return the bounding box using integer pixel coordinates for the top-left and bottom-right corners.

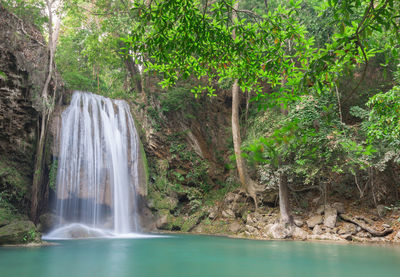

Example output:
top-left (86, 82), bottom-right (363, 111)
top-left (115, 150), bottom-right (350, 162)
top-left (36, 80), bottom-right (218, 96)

top-left (356, 231), bottom-right (372, 238)
top-left (312, 224), bottom-right (323, 235)
top-left (307, 215), bottom-right (323, 229)
top-left (38, 213), bottom-right (62, 233)
top-left (393, 231), bottom-right (400, 242)
top-left (294, 219), bottom-right (304, 227)
top-left (332, 202), bottom-right (345, 214)
top-left (268, 223), bottom-right (293, 239)
top-left (292, 227), bottom-right (308, 240)
top-left (337, 223), bottom-right (357, 235)
top-left (323, 206), bottom-right (337, 228)
top-left (224, 192), bottom-right (236, 203)
top-left (208, 206), bottom-right (218, 220)
top-left (229, 221), bottom-right (242, 233)
top-left (156, 214), bottom-right (169, 229)
top-left (376, 205), bottom-right (387, 217)
top-left (222, 209), bottom-right (235, 218)
top-left (245, 224), bottom-right (257, 233)
top-left (0, 220), bottom-right (40, 245)
top-left (308, 233), bottom-right (344, 241)
top-left (316, 205), bottom-right (325, 215)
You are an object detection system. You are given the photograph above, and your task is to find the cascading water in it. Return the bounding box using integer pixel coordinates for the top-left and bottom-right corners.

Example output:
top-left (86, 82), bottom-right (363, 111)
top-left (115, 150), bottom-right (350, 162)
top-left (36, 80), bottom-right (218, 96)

top-left (46, 91), bottom-right (141, 238)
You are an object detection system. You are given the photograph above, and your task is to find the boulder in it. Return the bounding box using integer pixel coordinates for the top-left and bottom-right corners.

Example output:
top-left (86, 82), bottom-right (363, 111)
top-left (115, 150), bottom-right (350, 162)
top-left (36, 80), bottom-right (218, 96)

top-left (224, 192), bottom-right (236, 203)
top-left (0, 220), bottom-right (40, 245)
top-left (156, 213), bottom-right (169, 229)
top-left (341, 234), bottom-right (353, 241)
top-left (356, 231), bottom-right (372, 238)
top-left (312, 224), bottom-right (323, 235)
top-left (376, 205), bottom-right (387, 217)
top-left (38, 213), bottom-right (61, 233)
top-left (292, 227), bottom-right (308, 240)
top-left (337, 223), bottom-right (357, 235)
top-left (268, 223), bottom-right (293, 239)
top-left (245, 225), bottom-right (258, 233)
top-left (208, 206), bottom-right (218, 220)
top-left (222, 209), bottom-right (235, 218)
top-left (393, 231), bottom-right (400, 242)
top-left (307, 215), bottom-right (323, 229)
top-left (323, 206), bottom-right (337, 228)
top-left (316, 205), bottom-right (325, 215)
top-left (294, 218), bottom-right (304, 227)
top-left (229, 221), bottom-right (242, 233)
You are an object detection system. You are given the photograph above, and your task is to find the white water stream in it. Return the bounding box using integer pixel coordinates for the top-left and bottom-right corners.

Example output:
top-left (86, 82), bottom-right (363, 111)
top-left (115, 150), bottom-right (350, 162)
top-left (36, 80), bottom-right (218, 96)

top-left (45, 91), bottom-right (141, 239)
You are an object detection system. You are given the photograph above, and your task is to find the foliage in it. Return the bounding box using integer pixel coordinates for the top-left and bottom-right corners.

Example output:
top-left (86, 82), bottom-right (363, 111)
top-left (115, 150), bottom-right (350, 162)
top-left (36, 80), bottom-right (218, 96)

top-left (244, 93), bottom-right (377, 187)
top-left (48, 159), bottom-right (58, 191)
top-left (367, 85), bottom-right (400, 148)
top-left (0, 0), bottom-right (47, 30)
top-left (0, 159), bottom-right (28, 207)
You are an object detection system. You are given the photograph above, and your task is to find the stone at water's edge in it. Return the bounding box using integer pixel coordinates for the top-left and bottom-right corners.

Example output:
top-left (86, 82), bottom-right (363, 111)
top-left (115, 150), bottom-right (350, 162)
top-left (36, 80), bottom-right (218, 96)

top-left (0, 220), bottom-right (40, 245)
top-left (307, 215), bottom-right (323, 229)
top-left (38, 213), bottom-right (63, 233)
top-left (312, 224), bottom-right (323, 235)
top-left (268, 223), bottom-right (294, 239)
top-left (323, 206), bottom-right (337, 228)
top-left (394, 231), bottom-right (400, 242)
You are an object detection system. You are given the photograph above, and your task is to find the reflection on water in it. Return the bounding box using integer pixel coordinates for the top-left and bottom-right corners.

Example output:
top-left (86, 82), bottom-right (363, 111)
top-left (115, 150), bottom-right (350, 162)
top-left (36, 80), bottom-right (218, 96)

top-left (1, 235), bottom-right (400, 277)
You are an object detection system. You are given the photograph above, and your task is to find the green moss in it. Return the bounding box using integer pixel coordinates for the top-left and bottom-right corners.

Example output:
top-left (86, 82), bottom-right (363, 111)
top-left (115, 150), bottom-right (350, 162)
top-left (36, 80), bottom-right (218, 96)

top-left (0, 70), bottom-right (7, 82)
top-left (149, 190), bottom-right (178, 211)
top-left (48, 159), bottom-right (58, 191)
top-left (0, 159), bottom-right (30, 206)
top-left (0, 220), bottom-right (40, 245)
top-left (181, 210), bottom-right (207, 232)
top-left (139, 140), bottom-right (149, 189)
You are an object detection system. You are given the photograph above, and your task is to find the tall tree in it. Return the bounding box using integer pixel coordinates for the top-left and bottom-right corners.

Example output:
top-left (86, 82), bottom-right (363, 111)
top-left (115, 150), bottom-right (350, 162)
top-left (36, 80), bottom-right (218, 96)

top-left (31, 0), bottom-right (63, 221)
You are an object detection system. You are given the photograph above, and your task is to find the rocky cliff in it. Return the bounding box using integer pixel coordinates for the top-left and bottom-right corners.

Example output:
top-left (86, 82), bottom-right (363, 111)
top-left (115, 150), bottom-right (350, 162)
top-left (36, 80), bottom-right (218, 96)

top-left (0, 6), bottom-right (61, 244)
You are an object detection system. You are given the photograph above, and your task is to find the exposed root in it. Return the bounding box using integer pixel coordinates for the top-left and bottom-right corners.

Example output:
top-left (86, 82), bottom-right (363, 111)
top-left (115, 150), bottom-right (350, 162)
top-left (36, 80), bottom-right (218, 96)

top-left (340, 214), bottom-right (393, 237)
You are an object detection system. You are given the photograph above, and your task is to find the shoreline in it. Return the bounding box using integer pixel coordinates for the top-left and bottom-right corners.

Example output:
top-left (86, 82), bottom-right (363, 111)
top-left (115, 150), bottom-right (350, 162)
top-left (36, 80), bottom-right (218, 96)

top-left (152, 229), bottom-right (400, 247)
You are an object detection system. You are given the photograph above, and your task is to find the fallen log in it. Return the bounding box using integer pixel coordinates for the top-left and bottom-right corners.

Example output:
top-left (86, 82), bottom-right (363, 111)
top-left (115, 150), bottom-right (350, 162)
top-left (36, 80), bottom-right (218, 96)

top-left (339, 214), bottom-right (393, 237)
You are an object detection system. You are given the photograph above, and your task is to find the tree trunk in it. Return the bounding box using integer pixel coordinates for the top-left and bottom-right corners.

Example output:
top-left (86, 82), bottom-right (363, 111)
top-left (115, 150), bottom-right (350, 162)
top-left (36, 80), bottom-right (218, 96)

top-left (30, 0), bottom-right (61, 222)
top-left (231, 1), bottom-right (258, 209)
top-left (278, 171), bottom-right (293, 225)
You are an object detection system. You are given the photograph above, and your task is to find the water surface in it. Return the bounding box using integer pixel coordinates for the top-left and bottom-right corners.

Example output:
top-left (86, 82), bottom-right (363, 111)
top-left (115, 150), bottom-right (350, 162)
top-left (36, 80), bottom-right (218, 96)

top-left (1, 235), bottom-right (400, 277)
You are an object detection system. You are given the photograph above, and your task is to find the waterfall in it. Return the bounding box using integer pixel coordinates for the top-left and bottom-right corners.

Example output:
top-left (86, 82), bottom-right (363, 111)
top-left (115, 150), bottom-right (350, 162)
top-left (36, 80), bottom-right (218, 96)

top-left (46, 91), bottom-right (141, 238)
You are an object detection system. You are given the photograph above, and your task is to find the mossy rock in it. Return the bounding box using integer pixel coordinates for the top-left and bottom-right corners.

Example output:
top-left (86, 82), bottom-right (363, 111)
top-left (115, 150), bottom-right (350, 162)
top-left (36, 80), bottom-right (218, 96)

top-left (0, 207), bottom-right (13, 227)
top-left (156, 209), bottom-right (185, 230)
top-left (181, 211), bottom-right (207, 232)
top-left (0, 220), bottom-right (41, 245)
top-left (149, 190), bottom-right (178, 211)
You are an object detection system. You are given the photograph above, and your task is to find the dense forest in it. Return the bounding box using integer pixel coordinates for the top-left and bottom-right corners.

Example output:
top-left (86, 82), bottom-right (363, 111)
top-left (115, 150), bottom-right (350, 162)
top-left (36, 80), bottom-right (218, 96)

top-left (1, 0), bottom-right (400, 244)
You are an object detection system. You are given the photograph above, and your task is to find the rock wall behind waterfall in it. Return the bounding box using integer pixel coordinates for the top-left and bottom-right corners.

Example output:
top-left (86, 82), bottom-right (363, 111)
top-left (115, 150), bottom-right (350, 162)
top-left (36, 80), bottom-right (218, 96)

top-left (128, 78), bottom-right (235, 231)
top-left (0, 6), bottom-right (63, 222)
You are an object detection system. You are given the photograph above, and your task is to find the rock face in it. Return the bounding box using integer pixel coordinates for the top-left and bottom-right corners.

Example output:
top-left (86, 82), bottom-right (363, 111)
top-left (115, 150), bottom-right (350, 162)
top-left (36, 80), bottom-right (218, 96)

top-left (38, 213), bottom-right (62, 233)
top-left (0, 7), bottom-right (62, 226)
top-left (0, 7), bottom-right (46, 174)
top-left (0, 220), bottom-right (40, 245)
